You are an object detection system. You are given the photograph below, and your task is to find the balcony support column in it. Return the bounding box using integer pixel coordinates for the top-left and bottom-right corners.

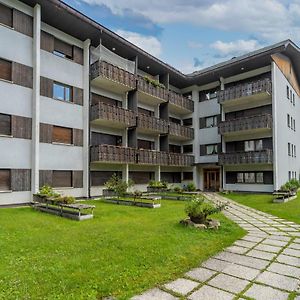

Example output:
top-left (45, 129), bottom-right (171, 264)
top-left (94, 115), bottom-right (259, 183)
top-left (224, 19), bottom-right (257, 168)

top-left (155, 166), bottom-right (161, 182)
top-left (122, 164), bottom-right (129, 185)
top-left (193, 166), bottom-right (201, 190)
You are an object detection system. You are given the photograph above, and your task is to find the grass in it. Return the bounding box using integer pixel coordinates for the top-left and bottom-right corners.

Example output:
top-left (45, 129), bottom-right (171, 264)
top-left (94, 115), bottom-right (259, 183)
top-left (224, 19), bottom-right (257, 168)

top-left (221, 192), bottom-right (300, 224)
top-left (0, 199), bottom-right (244, 300)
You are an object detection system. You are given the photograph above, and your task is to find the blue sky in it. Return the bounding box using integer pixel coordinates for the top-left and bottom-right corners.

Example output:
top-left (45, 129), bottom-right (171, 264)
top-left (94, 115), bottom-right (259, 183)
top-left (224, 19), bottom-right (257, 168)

top-left (64, 0), bottom-right (300, 73)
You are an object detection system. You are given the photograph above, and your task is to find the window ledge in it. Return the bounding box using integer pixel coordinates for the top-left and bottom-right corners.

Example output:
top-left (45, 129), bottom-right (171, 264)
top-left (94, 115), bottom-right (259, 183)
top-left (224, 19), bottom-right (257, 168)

top-left (0, 22), bottom-right (14, 30)
top-left (0, 190), bottom-right (12, 193)
top-left (52, 97), bottom-right (74, 105)
top-left (53, 187), bottom-right (74, 190)
top-left (0, 78), bottom-right (13, 85)
top-left (52, 142), bottom-right (74, 146)
top-left (0, 134), bottom-right (13, 138)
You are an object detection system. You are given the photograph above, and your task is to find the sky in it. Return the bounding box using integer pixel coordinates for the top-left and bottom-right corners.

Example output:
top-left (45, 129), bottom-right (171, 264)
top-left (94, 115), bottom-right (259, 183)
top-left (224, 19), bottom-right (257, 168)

top-left (63, 0), bottom-right (300, 74)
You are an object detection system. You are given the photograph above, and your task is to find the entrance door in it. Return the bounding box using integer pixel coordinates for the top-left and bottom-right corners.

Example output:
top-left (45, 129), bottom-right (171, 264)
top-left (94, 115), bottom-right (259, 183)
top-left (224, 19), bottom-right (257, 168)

top-left (204, 169), bottom-right (220, 191)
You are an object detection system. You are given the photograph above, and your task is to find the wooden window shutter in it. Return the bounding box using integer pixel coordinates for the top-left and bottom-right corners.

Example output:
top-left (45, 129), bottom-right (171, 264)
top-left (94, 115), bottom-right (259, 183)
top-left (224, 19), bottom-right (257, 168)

top-left (217, 143), bottom-right (222, 154)
top-left (11, 115), bottom-right (31, 139)
top-left (41, 31), bottom-right (54, 52)
top-left (0, 113), bottom-right (11, 136)
top-left (11, 169), bottom-right (31, 191)
top-left (53, 171), bottom-right (72, 188)
top-left (0, 169), bottom-right (11, 191)
top-left (199, 117), bottom-right (206, 129)
top-left (73, 46), bottom-right (84, 65)
top-left (73, 128), bottom-right (83, 146)
top-left (12, 62), bottom-right (33, 89)
top-left (39, 170), bottom-right (53, 187)
top-left (73, 87), bottom-right (83, 105)
top-left (200, 145), bottom-right (206, 156)
top-left (54, 38), bottom-right (73, 58)
top-left (0, 58), bottom-right (12, 81)
top-left (40, 123), bottom-right (53, 143)
top-left (12, 9), bottom-right (33, 37)
top-left (0, 3), bottom-right (12, 27)
top-left (217, 115), bottom-right (221, 125)
top-left (40, 77), bottom-right (53, 98)
top-left (73, 171), bottom-right (83, 188)
top-left (52, 126), bottom-right (72, 144)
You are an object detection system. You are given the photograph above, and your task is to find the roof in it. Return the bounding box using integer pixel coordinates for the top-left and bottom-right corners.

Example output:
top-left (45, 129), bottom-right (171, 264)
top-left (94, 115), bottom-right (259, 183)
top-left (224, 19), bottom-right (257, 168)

top-left (20, 0), bottom-right (300, 88)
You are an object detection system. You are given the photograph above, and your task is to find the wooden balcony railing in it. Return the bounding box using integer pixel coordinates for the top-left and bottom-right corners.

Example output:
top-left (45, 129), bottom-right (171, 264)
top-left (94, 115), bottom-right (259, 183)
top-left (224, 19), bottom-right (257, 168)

top-left (90, 60), bottom-right (136, 89)
top-left (90, 145), bottom-right (136, 163)
top-left (219, 149), bottom-right (273, 165)
top-left (218, 78), bottom-right (272, 104)
top-left (91, 102), bottom-right (136, 127)
top-left (169, 153), bottom-right (195, 166)
top-left (168, 91), bottom-right (194, 112)
top-left (169, 122), bottom-right (194, 139)
top-left (137, 114), bottom-right (169, 133)
top-left (219, 114), bottom-right (273, 135)
top-left (137, 76), bottom-right (169, 101)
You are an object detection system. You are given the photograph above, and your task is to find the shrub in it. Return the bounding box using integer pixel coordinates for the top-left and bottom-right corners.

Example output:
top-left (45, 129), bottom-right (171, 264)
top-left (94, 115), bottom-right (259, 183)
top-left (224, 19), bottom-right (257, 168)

top-left (280, 179), bottom-right (300, 192)
top-left (148, 180), bottom-right (167, 189)
top-left (144, 76), bottom-right (166, 89)
top-left (53, 196), bottom-right (75, 205)
top-left (133, 190), bottom-right (143, 202)
top-left (173, 186), bottom-right (182, 193)
top-left (185, 182), bottom-right (196, 192)
top-left (185, 196), bottom-right (226, 224)
top-left (104, 174), bottom-right (134, 199)
top-left (37, 185), bottom-right (60, 198)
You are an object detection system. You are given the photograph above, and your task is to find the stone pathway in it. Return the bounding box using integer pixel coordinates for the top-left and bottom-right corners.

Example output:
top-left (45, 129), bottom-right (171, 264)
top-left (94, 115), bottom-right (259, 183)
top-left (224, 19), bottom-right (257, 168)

top-left (131, 193), bottom-right (300, 300)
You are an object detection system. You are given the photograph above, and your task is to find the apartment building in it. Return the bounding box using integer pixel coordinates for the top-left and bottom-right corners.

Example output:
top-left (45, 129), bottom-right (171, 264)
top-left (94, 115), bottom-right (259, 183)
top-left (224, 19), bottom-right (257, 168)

top-left (0, 0), bottom-right (300, 205)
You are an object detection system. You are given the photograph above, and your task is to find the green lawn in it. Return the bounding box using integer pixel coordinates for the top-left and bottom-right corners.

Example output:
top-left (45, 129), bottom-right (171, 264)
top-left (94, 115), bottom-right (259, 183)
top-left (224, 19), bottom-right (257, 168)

top-left (0, 200), bottom-right (244, 300)
top-left (221, 192), bottom-right (300, 224)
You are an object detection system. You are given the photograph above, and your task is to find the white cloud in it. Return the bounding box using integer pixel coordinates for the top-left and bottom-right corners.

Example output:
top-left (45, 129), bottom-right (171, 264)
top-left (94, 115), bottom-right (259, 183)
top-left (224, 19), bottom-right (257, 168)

top-left (115, 30), bottom-right (162, 57)
top-left (211, 39), bottom-right (263, 57)
top-left (82, 0), bottom-right (300, 44)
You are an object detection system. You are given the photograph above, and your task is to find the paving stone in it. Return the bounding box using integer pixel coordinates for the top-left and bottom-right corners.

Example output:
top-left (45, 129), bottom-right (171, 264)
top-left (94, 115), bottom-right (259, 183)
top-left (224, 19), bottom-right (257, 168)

top-left (267, 262), bottom-right (300, 278)
top-left (242, 235), bottom-right (264, 243)
top-left (131, 288), bottom-right (178, 300)
top-left (247, 249), bottom-right (277, 260)
top-left (222, 264), bottom-right (260, 280)
top-left (185, 267), bottom-right (216, 282)
top-left (226, 245), bottom-right (248, 254)
top-left (282, 248), bottom-right (300, 257)
top-left (268, 235), bottom-right (291, 242)
top-left (188, 285), bottom-right (234, 300)
top-left (202, 258), bottom-right (232, 272)
top-left (292, 232), bottom-right (300, 237)
top-left (276, 254), bottom-right (300, 267)
top-left (256, 271), bottom-right (299, 291)
top-left (289, 243), bottom-right (300, 250)
top-left (163, 278), bottom-right (198, 296)
top-left (244, 283), bottom-right (289, 300)
top-left (254, 244), bottom-right (282, 253)
top-left (208, 273), bottom-right (249, 294)
top-left (214, 251), bottom-right (269, 269)
top-left (262, 238), bottom-right (288, 247)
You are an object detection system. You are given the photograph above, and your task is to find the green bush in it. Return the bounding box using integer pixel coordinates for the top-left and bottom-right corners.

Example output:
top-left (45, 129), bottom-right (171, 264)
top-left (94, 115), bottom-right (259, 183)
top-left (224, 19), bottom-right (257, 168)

top-left (173, 186), bottom-right (182, 193)
top-left (280, 179), bottom-right (300, 192)
top-left (185, 196), bottom-right (226, 224)
top-left (144, 76), bottom-right (166, 89)
top-left (53, 196), bottom-right (75, 205)
top-left (104, 174), bottom-right (134, 199)
top-left (148, 180), bottom-right (167, 188)
top-left (37, 185), bottom-right (60, 198)
top-left (185, 182), bottom-right (196, 192)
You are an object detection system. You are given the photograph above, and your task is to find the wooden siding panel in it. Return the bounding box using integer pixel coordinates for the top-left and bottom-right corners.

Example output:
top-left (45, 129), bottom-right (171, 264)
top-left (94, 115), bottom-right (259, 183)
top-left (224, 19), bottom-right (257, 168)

top-left (40, 77), bottom-right (53, 98)
top-left (0, 3), bottom-right (12, 27)
top-left (11, 169), bottom-right (31, 191)
top-left (53, 170), bottom-right (72, 188)
top-left (39, 170), bottom-right (52, 187)
top-left (73, 87), bottom-right (83, 105)
top-left (11, 115), bottom-right (31, 139)
top-left (41, 31), bottom-right (54, 53)
top-left (12, 62), bottom-right (33, 89)
top-left (91, 171), bottom-right (122, 186)
top-left (12, 9), bottom-right (33, 37)
top-left (73, 46), bottom-right (83, 65)
top-left (40, 123), bottom-right (52, 143)
top-left (52, 126), bottom-right (72, 144)
top-left (0, 113), bottom-right (11, 136)
top-left (72, 171), bottom-right (83, 188)
top-left (73, 128), bottom-right (83, 146)
top-left (0, 169), bottom-right (10, 190)
top-left (129, 171), bottom-right (154, 184)
top-left (54, 38), bottom-right (73, 58)
top-left (0, 58), bottom-right (12, 81)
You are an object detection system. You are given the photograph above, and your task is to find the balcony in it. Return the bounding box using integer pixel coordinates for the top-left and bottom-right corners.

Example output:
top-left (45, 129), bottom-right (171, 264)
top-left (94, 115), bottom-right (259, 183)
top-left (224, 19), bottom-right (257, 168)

top-left (219, 114), bottom-right (273, 137)
top-left (137, 114), bottom-right (169, 134)
top-left (169, 122), bottom-right (194, 140)
top-left (168, 91), bottom-right (194, 114)
top-left (218, 78), bottom-right (272, 112)
top-left (90, 145), bottom-right (136, 164)
top-left (90, 102), bottom-right (136, 128)
top-left (90, 60), bottom-right (136, 93)
top-left (219, 149), bottom-right (273, 165)
top-left (137, 76), bottom-right (169, 105)
top-left (169, 153), bottom-right (195, 166)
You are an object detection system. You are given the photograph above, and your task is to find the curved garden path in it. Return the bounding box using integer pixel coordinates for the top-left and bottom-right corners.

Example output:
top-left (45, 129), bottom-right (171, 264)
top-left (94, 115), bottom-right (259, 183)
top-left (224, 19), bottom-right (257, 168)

top-left (132, 193), bottom-right (300, 300)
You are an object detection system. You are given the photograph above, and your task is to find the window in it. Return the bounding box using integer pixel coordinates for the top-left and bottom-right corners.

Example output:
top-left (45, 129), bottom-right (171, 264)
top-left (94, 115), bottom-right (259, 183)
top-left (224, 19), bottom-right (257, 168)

top-left (289, 171), bottom-right (291, 180)
top-left (0, 113), bottom-right (11, 136)
top-left (52, 126), bottom-right (72, 144)
top-left (290, 90), bottom-right (293, 102)
top-left (0, 3), bottom-right (12, 27)
top-left (205, 115), bottom-right (218, 128)
top-left (244, 172), bottom-right (255, 183)
top-left (183, 118), bottom-right (193, 126)
top-left (53, 38), bottom-right (73, 59)
top-left (237, 173), bottom-right (244, 183)
top-left (293, 119), bottom-right (296, 131)
top-left (256, 172), bottom-right (264, 183)
top-left (255, 139), bottom-right (263, 151)
top-left (293, 94), bottom-right (295, 106)
top-left (53, 82), bottom-right (72, 102)
top-left (199, 89), bottom-right (218, 102)
top-left (0, 169), bottom-right (10, 191)
top-left (206, 144), bottom-right (218, 155)
top-left (205, 91), bottom-right (217, 101)
top-left (288, 143), bottom-right (291, 156)
top-left (287, 86), bottom-right (289, 99)
top-left (245, 140), bottom-right (255, 152)
top-left (183, 144), bottom-right (193, 153)
top-left (183, 172), bottom-right (193, 180)
top-left (52, 171), bottom-right (72, 188)
top-left (287, 114), bottom-right (290, 128)
top-left (0, 58), bottom-right (12, 81)
top-left (295, 145), bottom-right (296, 157)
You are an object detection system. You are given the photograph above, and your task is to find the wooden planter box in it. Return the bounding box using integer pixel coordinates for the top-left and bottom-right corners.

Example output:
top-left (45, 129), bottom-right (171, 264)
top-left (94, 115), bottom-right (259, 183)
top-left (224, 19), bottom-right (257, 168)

top-left (147, 187), bottom-right (168, 193)
top-left (104, 198), bottom-right (161, 208)
top-left (103, 189), bottom-right (117, 197)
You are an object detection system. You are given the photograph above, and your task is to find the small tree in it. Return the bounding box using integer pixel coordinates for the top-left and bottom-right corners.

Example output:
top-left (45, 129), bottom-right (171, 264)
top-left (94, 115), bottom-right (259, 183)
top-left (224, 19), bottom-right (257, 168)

top-left (104, 174), bottom-right (134, 199)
